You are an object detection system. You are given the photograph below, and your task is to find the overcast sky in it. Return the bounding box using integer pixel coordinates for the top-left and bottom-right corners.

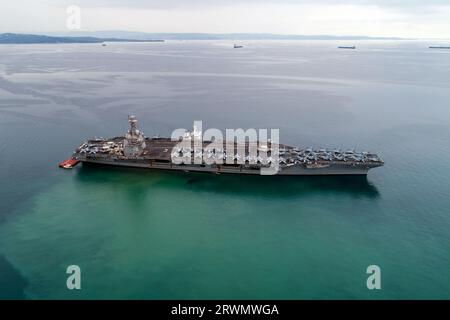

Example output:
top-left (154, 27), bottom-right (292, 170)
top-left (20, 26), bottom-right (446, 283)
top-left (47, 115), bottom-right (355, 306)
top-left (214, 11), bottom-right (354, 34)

top-left (1, 0), bottom-right (450, 38)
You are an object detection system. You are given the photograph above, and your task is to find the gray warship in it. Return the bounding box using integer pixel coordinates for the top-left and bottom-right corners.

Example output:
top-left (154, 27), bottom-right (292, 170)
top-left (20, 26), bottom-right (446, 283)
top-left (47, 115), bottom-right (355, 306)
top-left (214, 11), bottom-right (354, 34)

top-left (63, 116), bottom-right (384, 175)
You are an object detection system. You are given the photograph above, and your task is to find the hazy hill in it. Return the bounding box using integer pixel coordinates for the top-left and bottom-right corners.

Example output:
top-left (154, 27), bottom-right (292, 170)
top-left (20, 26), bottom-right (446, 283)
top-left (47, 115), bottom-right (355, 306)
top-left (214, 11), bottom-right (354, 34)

top-left (40, 31), bottom-right (406, 41)
top-left (0, 33), bottom-right (164, 44)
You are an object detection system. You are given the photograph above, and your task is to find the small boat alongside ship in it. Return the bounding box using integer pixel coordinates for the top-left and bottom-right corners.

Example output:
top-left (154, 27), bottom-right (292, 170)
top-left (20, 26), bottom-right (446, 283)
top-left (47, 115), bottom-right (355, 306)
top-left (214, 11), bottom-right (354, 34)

top-left (59, 158), bottom-right (79, 169)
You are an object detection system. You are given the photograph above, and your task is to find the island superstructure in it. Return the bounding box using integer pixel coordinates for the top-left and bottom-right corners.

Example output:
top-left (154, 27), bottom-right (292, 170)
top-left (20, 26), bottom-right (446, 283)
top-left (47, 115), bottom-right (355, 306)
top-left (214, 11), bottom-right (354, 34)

top-left (62, 116), bottom-right (384, 175)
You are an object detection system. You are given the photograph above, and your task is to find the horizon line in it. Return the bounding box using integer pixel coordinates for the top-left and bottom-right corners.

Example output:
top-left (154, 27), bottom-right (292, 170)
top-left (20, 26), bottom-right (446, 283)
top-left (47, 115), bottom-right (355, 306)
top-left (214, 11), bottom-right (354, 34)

top-left (2, 31), bottom-right (450, 41)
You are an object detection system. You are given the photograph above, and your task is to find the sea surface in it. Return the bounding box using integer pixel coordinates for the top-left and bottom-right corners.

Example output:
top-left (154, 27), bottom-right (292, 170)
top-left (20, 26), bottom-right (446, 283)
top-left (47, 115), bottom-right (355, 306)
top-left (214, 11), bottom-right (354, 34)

top-left (0, 40), bottom-right (449, 299)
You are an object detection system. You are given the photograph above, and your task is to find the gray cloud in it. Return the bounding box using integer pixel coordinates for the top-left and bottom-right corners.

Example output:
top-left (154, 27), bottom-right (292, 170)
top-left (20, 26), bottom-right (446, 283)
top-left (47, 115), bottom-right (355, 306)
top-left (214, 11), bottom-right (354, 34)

top-left (2, 0), bottom-right (450, 37)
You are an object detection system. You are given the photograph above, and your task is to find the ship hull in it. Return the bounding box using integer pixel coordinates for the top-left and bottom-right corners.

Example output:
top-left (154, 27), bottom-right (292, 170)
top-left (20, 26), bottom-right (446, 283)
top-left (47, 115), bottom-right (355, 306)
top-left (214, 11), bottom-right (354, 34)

top-left (80, 158), bottom-right (371, 175)
top-left (71, 123), bottom-right (383, 177)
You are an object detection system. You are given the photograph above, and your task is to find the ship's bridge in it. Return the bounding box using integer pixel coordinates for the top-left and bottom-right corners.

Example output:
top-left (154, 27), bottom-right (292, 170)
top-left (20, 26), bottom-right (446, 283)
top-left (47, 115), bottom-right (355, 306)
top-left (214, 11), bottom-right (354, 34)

top-left (123, 115), bottom-right (146, 157)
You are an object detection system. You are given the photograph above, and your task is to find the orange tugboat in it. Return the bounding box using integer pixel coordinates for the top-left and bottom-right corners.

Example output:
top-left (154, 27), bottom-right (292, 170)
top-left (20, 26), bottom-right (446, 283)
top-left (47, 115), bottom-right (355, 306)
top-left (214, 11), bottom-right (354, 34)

top-left (58, 158), bottom-right (79, 169)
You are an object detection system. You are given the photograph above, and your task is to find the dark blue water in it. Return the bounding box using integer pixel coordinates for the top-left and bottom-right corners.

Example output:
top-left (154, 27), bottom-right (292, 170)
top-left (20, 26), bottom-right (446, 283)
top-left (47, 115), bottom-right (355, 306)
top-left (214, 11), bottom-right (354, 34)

top-left (0, 40), bottom-right (449, 299)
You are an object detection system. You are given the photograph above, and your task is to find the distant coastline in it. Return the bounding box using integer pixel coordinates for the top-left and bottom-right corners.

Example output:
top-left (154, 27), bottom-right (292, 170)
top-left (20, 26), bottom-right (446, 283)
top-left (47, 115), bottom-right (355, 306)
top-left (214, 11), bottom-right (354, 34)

top-left (0, 32), bottom-right (409, 44)
top-left (0, 33), bottom-right (164, 44)
top-left (48, 31), bottom-right (407, 41)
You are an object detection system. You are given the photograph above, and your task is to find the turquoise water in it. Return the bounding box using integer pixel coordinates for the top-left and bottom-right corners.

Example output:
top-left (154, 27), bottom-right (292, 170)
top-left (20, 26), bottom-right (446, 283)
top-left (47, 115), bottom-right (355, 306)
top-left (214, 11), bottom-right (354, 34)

top-left (0, 41), bottom-right (450, 299)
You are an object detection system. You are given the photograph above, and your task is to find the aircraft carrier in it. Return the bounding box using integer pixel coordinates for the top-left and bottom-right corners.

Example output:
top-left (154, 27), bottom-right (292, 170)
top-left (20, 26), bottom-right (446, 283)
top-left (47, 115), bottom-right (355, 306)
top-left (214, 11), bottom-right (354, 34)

top-left (62, 116), bottom-right (384, 175)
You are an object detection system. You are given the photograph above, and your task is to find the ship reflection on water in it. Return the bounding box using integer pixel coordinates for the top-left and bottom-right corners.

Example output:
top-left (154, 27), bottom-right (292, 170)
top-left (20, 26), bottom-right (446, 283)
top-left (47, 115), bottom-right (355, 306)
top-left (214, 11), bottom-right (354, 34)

top-left (76, 163), bottom-right (380, 199)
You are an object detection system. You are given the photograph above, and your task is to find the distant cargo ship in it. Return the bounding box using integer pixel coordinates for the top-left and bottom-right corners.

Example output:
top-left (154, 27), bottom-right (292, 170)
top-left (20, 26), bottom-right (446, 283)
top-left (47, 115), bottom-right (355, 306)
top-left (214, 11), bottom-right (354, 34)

top-left (429, 46), bottom-right (450, 49)
top-left (338, 46), bottom-right (356, 49)
top-left (62, 116), bottom-right (384, 176)
top-left (233, 44), bottom-right (244, 48)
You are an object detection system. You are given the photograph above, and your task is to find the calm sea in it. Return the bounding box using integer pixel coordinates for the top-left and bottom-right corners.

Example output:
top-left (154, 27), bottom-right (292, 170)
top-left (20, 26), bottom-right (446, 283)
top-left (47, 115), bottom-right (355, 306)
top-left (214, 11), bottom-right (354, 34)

top-left (0, 40), bottom-right (449, 299)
